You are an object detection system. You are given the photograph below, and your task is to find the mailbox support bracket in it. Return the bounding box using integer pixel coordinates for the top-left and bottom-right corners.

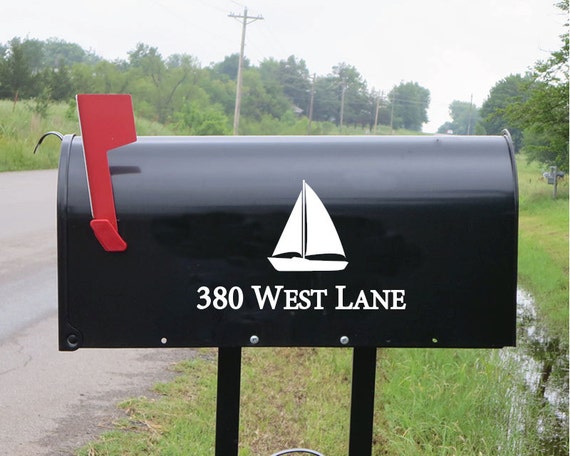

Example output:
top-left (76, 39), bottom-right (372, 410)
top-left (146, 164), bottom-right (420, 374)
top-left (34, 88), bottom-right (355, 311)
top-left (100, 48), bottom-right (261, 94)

top-left (215, 347), bottom-right (377, 456)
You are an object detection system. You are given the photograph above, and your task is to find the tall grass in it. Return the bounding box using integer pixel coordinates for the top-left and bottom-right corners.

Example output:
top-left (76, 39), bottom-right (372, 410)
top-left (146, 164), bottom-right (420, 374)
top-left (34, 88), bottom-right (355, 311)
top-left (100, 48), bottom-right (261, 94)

top-left (0, 99), bottom-right (179, 172)
top-left (0, 100), bottom-right (75, 171)
top-left (377, 348), bottom-right (543, 455)
top-left (80, 347), bottom-right (540, 456)
top-left (516, 156), bottom-right (568, 339)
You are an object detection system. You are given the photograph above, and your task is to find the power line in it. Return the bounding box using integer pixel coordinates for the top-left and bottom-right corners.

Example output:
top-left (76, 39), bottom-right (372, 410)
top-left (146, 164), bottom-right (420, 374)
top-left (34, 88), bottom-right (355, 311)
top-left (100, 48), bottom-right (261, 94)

top-left (228, 7), bottom-right (263, 135)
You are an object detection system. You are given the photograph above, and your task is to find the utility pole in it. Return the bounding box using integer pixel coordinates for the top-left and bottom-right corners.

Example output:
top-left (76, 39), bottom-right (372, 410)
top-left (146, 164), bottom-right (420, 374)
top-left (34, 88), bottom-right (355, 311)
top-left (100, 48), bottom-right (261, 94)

top-left (389, 96), bottom-right (395, 134)
top-left (229, 7), bottom-right (263, 135)
top-left (373, 91), bottom-right (383, 135)
top-left (467, 93), bottom-right (473, 135)
top-left (307, 73), bottom-right (316, 135)
top-left (339, 82), bottom-right (347, 132)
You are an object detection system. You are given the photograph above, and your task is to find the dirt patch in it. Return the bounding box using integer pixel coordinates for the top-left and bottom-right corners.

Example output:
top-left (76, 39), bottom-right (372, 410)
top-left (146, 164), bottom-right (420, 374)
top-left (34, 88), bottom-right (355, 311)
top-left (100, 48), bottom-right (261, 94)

top-left (39, 348), bottom-right (195, 455)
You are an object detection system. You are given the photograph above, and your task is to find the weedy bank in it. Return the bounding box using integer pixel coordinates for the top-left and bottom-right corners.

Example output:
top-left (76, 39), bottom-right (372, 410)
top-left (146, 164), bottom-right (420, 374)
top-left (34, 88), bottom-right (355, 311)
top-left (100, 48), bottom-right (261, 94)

top-left (78, 154), bottom-right (568, 455)
top-left (517, 159), bottom-right (568, 338)
top-left (0, 100), bottom-right (177, 171)
top-left (0, 100), bottom-right (72, 171)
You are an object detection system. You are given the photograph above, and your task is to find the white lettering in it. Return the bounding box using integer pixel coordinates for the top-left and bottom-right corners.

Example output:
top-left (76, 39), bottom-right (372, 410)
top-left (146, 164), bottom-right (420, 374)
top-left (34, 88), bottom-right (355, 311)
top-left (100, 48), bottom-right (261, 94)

top-left (298, 289), bottom-right (312, 310)
top-left (251, 285), bottom-right (283, 310)
top-left (390, 290), bottom-right (406, 310)
top-left (196, 286), bottom-right (244, 310)
top-left (351, 290), bottom-right (368, 310)
top-left (335, 285), bottom-right (352, 310)
top-left (283, 289), bottom-right (299, 310)
top-left (312, 289), bottom-right (326, 310)
top-left (370, 289), bottom-right (389, 310)
top-left (336, 287), bottom-right (408, 311)
top-left (196, 285), bottom-right (407, 312)
top-left (283, 288), bottom-right (327, 310)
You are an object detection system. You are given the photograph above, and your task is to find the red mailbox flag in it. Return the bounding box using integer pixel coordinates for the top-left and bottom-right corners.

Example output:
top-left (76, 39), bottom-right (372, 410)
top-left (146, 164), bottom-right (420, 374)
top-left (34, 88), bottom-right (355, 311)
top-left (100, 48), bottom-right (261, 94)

top-left (77, 94), bottom-right (137, 252)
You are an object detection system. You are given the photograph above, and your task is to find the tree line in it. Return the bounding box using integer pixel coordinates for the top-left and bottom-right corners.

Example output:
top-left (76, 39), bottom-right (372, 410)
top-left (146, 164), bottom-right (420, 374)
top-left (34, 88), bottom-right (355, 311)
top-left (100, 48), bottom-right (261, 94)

top-left (0, 37), bottom-right (431, 135)
top-left (0, 0), bottom-right (567, 171)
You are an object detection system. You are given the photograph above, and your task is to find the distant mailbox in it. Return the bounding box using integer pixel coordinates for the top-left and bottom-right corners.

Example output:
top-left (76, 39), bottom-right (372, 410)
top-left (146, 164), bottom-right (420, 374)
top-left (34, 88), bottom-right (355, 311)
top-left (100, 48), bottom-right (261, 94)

top-left (57, 95), bottom-right (518, 351)
top-left (543, 167), bottom-right (564, 185)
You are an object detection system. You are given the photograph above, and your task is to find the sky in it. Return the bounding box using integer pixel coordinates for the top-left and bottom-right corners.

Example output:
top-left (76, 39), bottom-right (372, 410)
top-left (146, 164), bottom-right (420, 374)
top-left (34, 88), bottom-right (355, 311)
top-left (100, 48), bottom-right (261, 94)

top-left (1, 0), bottom-right (565, 132)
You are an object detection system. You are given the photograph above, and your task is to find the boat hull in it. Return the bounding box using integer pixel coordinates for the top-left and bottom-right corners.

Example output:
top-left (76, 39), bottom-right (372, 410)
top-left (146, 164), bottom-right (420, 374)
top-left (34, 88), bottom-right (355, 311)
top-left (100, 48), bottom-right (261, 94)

top-left (268, 256), bottom-right (348, 272)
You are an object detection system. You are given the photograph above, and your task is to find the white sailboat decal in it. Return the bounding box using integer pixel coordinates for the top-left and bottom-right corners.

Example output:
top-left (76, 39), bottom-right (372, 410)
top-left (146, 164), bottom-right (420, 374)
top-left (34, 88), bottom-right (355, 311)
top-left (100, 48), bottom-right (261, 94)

top-left (268, 180), bottom-right (348, 272)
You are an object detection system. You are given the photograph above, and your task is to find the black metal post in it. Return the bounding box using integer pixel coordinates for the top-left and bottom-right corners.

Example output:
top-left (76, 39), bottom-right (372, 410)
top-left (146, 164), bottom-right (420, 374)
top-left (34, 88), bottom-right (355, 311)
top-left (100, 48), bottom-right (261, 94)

top-left (348, 347), bottom-right (377, 456)
top-left (215, 347), bottom-right (242, 456)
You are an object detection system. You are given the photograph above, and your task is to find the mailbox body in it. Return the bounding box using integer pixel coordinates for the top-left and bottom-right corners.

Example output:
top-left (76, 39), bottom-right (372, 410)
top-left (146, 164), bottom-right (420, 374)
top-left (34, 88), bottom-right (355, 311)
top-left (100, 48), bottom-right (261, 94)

top-left (58, 135), bottom-right (518, 350)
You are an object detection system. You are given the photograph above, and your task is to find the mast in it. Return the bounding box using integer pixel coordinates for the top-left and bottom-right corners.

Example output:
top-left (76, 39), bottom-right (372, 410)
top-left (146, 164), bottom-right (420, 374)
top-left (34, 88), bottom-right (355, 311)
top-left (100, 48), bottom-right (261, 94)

top-left (302, 180), bottom-right (306, 259)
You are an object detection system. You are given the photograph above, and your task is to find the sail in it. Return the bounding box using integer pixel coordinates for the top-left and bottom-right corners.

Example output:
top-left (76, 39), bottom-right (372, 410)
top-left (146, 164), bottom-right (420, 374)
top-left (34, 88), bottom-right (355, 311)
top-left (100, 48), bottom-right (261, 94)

top-left (304, 183), bottom-right (345, 258)
top-left (271, 191), bottom-right (303, 257)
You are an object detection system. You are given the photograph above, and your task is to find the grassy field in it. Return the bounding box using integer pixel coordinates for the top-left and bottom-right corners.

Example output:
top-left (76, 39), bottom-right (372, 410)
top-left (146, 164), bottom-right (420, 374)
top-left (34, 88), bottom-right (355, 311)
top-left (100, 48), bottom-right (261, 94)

top-left (516, 159), bottom-right (569, 339)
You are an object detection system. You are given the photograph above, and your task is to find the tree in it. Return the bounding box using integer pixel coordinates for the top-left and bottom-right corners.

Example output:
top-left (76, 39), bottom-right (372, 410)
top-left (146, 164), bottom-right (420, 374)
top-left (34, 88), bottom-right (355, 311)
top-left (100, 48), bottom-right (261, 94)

top-left (438, 100), bottom-right (481, 135)
top-left (257, 58), bottom-right (292, 117)
top-left (0, 37), bottom-right (104, 103)
top-left (0, 38), bottom-right (33, 100)
top-left (506, 0), bottom-right (568, 170)
top-left (258, 56), bottom-right (312, 114)
top-left (202, 72), bottom-right (236, 117)
top-left (128, 43), bottom-right (165, 86)
top-left (42, 38), bottom-right (100, 67)
top-left (332, 62), bottom-right (371, 128)
top-left (240, 68), bottom-right (290, 120)
top-left (278, 55), bottom-right (311, 111)
top-left (127, 43), bottom-right (195, 123)
top-left (174, 100), bottom-right (230, 135)
top-left (91, 60), bottom-right (128, 93)
top-left (310, 63), bottom-right (373, 128)
top-left (313, 74), bottom-right (340, 123)
top-left (479, 74), bottom-right (530, 150)
top-left (18, 38), bottom-right (44, 76)
top-left (388, 81), bottom-right (430, 131)
top-left (41, 64), bottom-right (73, 101)
top-left (212, 53), bottom-right (249, 81)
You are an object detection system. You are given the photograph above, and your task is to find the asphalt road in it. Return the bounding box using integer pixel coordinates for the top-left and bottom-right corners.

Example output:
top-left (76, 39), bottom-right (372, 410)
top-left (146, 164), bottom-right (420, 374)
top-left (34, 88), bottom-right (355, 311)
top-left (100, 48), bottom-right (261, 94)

top-left (0, 170), bottom-right (193, 455)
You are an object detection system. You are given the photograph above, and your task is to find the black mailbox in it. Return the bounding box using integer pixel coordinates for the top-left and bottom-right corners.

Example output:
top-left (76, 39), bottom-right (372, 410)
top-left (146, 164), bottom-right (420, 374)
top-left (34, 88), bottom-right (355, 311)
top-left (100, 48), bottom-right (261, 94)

top-left (57, 95), bottom-right (518, 350)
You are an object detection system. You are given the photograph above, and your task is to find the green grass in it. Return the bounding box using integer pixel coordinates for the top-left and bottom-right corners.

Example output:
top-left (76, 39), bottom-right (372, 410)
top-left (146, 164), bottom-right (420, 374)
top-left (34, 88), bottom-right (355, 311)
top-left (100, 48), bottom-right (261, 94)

top-left (0, 100), bottom-right (76, 171)
top-left (516, 156), bottom-right (568, 339)
top-left (0, 99), bottom-right (178, 172)
top-left (79, 347), bottom-right (535, 456)
top-left (78, 353), bottom-right (219, 455)
top-left (377, 348), bottom-right (543, 456)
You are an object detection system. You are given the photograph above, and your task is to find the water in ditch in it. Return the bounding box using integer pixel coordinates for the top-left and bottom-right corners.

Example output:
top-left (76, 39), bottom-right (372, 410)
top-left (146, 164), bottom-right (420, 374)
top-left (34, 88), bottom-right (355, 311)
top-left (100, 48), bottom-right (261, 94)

top-left (499, 289), bottom-right (568, 455)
